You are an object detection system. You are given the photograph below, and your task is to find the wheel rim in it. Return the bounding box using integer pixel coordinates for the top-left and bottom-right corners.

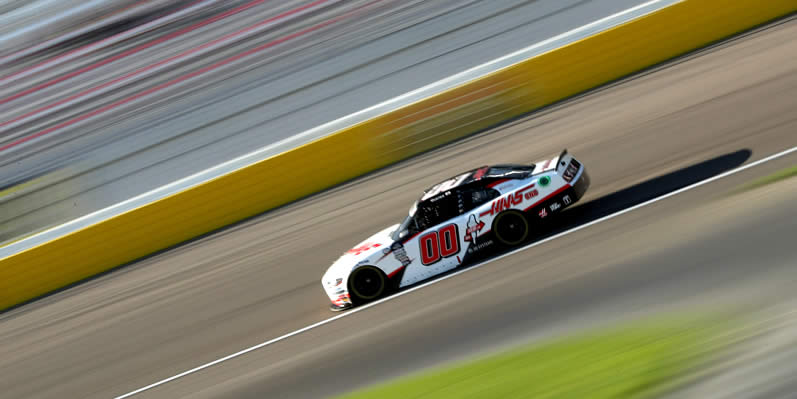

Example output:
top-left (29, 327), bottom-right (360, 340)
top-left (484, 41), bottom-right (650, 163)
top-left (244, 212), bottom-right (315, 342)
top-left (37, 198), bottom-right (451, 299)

top-left (351, 267), bottom-right (384, 300)
top-left (495, 212), bottom-right (529, 245)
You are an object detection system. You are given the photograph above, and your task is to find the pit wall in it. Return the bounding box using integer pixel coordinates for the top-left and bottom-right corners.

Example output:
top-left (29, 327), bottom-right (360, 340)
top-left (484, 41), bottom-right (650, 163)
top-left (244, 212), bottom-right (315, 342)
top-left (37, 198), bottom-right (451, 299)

top-left (1, 0), bottom-right (794, 310)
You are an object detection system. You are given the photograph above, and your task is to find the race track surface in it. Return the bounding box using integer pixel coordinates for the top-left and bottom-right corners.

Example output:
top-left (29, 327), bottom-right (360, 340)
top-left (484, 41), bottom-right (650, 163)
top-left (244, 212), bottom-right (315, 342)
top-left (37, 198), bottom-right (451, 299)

top-left (0, 16), bottom-right (796, 399)
top-left (0, 0), bottom-right (643, 242)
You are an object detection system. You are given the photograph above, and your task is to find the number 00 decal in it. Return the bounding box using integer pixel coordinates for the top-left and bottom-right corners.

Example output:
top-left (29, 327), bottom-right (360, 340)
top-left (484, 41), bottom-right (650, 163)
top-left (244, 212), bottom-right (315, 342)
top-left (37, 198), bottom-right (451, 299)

top-left (419, 224), bottom-right (460, 265)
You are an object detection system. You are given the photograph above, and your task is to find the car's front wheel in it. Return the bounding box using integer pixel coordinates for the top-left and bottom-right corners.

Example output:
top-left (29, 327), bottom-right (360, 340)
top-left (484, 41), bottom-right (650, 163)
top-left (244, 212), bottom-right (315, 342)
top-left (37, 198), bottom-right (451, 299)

top-left (349, 265), bottom-right (386, 304)
top-left (492, 210), bottom-right (530, 246)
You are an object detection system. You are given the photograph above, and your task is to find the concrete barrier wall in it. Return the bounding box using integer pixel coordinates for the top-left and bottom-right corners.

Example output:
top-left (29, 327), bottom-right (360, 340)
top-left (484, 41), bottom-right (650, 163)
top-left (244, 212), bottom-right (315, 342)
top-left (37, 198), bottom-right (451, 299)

top-left (0, 0), bottom-right (794, 310)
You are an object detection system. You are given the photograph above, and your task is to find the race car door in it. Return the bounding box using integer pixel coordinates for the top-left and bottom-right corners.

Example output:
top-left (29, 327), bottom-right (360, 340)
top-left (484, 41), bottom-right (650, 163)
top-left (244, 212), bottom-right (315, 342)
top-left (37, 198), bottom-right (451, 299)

top-left (401, 195), bottom-right (465, 286)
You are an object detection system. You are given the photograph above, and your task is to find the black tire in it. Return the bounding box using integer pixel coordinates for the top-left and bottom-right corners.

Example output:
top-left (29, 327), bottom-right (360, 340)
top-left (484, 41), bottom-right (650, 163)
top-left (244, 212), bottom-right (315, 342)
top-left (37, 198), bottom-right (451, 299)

top-left (349, 266), bottom-right (387, 304)
top-left (492, 210), bottom-right (530, 246)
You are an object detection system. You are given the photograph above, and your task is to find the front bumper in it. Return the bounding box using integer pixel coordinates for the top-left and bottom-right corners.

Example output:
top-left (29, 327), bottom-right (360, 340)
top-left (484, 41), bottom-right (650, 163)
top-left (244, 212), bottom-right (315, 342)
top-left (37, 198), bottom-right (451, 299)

top-left (325, 288), bottom-right (353, 311)
top-left (329, 301), bottom-right (353, 312)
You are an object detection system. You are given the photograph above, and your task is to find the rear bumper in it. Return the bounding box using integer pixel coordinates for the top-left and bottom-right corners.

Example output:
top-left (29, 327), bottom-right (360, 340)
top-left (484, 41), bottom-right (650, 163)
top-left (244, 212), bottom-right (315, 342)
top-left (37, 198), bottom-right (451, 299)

top-left (570, 167), bottom-right (590, 200)
top-left (524, 164), bottom-right (589, 219)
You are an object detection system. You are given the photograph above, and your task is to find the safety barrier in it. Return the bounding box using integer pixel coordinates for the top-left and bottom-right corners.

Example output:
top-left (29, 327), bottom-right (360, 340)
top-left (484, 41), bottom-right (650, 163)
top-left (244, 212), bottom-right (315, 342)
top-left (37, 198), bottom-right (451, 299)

top-left (0, 0), bottom-right (794, 310)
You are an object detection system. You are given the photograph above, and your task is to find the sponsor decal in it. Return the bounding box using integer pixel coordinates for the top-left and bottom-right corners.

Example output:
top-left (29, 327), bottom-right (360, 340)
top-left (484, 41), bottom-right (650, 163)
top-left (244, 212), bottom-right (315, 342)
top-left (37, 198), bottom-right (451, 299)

top-left (388, 242), bottom-right (411, 266)
top-left (467, 239), bottom-right (494, 253)
top-left (538, 176), bottom-right (551, 187)
top-left (481, 193), bottom-right (522, 217)
top-left (562, 195), bottom-right (572, 205)
top-left (538, 208), bottom-right (548, 218)
top-left (480, 184), bottom-right (536, 217)
top-left (549, 202), bottom-right (561, 211)
top-left (472, 167), bottom-right (489, 180)
top-left (333, 292), bottom-right (352, 305)
top-left (348, 242), bottom-right (382, 255)
top-left (428, 190), bottom-right (452, 203)
top-left (564, 165), bottom-right (577, 181)
top-left (464, 214), bottom-right (485, 242)
top-left (563, 159), bottom-right (581, 182)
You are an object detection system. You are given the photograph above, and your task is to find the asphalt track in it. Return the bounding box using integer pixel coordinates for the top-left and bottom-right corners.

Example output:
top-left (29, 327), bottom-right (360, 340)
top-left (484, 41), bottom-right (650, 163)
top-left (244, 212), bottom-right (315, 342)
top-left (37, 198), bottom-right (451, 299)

top-left (0, 0), bottom-right (643, 242)
top-left (1, 15), bottom-right (796, 399)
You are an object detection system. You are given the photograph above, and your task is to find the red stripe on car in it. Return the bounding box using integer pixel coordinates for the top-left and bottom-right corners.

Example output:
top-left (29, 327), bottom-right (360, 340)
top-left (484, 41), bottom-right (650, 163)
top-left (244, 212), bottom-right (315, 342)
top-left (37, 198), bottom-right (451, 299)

top-left (387, 266), bottom-right (405, 279)
top-left (487, 179), bottom-right (510, 188)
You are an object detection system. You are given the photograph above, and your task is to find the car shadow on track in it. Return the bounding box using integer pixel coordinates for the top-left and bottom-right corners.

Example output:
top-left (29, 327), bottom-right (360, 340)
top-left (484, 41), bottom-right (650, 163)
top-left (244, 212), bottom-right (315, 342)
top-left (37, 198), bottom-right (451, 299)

top-left (529, 149), bottom-right (753, 243)
top-left (417, 149), bottom-right (753, 288)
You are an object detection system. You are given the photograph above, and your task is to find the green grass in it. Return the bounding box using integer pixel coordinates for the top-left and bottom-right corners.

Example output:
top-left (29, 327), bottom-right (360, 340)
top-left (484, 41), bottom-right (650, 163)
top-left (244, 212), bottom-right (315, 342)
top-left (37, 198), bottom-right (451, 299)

top-left (737, 164), bottom-right (797, 193)
top-left (337, 320), bottom-right (729, 399)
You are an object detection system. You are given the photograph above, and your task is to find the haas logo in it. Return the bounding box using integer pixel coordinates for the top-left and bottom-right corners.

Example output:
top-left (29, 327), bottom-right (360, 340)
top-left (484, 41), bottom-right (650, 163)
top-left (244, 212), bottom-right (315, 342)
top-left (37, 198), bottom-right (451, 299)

top-left (464, 214), bottom-right (485, 242)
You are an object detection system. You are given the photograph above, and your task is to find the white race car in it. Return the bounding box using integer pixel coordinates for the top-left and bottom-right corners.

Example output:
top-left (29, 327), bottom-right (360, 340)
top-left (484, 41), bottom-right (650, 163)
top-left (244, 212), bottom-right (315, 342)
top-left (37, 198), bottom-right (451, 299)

top-left (322, 149), bottom-right (590, 311)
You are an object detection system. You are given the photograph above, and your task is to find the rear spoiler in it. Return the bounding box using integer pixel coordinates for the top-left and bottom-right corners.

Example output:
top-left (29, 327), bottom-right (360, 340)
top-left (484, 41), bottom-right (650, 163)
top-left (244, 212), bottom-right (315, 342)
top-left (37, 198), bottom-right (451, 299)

top-left (556, 148), bottom-right (570, 172)
top-left (533, 148), bottom-right (569, 174)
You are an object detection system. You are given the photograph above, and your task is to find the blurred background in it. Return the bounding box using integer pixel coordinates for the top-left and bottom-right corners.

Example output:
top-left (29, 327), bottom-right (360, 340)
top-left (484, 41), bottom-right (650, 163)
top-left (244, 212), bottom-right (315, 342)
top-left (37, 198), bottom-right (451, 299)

top-left (0, 1), bottom-right (795, 398)
top-left (3, 0), bottom-right (644, 244)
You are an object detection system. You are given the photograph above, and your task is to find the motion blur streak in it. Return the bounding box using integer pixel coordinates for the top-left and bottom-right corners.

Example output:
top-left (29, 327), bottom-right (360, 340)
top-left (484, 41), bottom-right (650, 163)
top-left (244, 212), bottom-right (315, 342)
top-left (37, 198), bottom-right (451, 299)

top-left (0, 0), bottom-right (342, 133)
top-left (0, 0), bottom-right (177, 62)
top-left (0, 0), bottom-right (236, 98)
top-left (0, 1), bottom-right (370, 153)
top-left (0, 0), bottom-right (599, 244)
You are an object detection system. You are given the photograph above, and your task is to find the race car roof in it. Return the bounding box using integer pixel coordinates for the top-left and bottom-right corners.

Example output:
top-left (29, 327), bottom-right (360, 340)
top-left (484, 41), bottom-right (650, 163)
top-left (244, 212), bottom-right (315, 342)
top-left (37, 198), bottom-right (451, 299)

top-left (419, 164), bottom-right (534, 202)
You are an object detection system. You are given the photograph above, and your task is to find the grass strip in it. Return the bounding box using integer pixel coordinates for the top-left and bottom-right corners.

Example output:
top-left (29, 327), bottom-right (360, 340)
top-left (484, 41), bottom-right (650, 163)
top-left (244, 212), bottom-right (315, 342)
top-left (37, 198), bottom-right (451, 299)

top-left (736, 164), bottom-right (797, 193)
top-left (337, 319), bottom-right (729, 399)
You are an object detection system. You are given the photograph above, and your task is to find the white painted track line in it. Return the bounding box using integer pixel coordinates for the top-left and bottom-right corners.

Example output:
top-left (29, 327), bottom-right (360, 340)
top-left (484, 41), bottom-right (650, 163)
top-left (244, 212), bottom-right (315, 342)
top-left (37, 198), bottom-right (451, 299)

top-left (115, 144), bottom-right (797, 398)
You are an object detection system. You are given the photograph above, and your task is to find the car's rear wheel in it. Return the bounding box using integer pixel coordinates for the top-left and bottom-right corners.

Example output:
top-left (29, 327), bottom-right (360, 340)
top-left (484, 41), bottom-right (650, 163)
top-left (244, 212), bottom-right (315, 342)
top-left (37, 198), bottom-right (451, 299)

top-left (493, 210), bottom-right (530, 246)
top-left (349, 266), bottom-right (386, 304)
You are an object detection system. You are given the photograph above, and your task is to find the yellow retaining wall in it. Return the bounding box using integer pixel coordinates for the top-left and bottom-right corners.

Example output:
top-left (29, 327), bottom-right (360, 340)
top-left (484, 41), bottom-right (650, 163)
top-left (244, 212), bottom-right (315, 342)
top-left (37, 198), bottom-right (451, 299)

top-left (1, 0), bottom-right (794, 310)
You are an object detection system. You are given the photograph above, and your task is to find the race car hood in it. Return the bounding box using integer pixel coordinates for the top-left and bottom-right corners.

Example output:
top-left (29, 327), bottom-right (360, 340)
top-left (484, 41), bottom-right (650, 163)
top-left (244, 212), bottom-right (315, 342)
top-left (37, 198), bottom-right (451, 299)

top-left (322, 223), bottom-right (400, 286)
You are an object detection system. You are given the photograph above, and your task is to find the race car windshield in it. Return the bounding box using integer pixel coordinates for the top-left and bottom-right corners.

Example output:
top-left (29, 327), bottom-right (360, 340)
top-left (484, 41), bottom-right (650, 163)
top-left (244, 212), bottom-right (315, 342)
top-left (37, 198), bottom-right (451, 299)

top-left (408, 200), bottom-right (418, 216)
top-left (392, 215), bottom-right (417, 241)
